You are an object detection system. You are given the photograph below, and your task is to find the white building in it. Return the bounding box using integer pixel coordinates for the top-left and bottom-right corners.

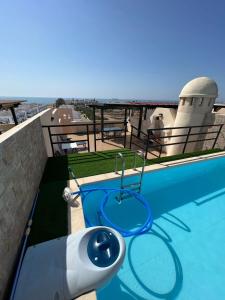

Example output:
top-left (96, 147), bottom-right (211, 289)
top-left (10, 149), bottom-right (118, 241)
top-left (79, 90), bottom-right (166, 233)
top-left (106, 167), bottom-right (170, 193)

top-left (168, 77), bottom-right (218, 155)
top-left (129, 76), bottom-right (225, 156)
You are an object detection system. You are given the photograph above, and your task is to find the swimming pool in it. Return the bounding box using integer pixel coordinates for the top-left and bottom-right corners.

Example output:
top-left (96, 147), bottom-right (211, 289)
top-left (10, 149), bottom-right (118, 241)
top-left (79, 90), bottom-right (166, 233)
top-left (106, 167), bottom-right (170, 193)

top-left (82, 156), bottom-right (225, 300)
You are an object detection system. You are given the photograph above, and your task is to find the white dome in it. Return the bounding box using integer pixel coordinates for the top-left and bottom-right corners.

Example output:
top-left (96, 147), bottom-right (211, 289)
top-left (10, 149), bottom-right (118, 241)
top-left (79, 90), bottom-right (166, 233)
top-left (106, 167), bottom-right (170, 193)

top-left (179, 77), bottom-right (218, 98)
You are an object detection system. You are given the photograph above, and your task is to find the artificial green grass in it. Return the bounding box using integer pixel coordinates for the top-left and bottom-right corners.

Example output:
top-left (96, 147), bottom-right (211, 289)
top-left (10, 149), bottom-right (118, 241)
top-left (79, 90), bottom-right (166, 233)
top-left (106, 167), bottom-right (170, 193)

top-left (41, 148), bottom-right (144, 182)
top-left (41, 147), bottom-right (223, 182)
top-left (148, 148), bottom-right (222, 164)
top-left (28, 147), bottom-right (222, 245)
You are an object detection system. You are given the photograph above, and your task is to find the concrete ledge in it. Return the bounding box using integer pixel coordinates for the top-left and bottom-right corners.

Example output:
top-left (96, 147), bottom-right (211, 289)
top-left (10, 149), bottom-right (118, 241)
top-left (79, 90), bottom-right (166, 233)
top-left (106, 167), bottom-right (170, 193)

top-left (160, 150), bottom-right (225, 167)
top-left (77, 163), bottom-right (166, 186)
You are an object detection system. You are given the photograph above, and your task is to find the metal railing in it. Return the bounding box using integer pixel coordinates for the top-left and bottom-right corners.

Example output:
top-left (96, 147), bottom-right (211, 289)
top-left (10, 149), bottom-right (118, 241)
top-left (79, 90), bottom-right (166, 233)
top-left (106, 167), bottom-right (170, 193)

top-left (94, 121), bottom-right (128, 150)
top-left (42, 121), bottom-right (128, 156)
top-left (129, 125), bottom-right (153, 157)
top-left (114, 150), bottom-right (146, 201)
top-left (129, 123), bottom-right (224, 159)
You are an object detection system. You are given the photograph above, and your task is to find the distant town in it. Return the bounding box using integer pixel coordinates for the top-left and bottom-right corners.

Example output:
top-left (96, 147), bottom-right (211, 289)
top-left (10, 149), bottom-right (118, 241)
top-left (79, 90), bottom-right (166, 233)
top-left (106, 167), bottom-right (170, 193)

top-left (0, 98), bottom-right (100, 124)
top-left (0, 97), bottom-right (176, 125)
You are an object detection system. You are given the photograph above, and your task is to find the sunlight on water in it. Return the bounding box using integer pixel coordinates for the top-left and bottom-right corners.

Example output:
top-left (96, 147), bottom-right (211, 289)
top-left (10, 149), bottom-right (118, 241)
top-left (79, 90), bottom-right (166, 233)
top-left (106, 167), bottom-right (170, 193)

top-left (82, 156), bottom-right (225, 300)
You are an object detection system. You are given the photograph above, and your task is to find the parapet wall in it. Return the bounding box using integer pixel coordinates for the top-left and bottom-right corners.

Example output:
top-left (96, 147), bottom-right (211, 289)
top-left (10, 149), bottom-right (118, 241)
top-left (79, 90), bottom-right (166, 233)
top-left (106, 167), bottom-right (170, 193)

top-left (0, 110), bottom-right (48, 298)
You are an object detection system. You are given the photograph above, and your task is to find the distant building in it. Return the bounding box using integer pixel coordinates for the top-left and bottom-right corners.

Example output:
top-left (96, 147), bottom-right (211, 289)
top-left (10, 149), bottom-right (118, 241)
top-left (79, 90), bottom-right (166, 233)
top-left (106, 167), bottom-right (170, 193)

top-left (0, 103), bottom-right (48, 125)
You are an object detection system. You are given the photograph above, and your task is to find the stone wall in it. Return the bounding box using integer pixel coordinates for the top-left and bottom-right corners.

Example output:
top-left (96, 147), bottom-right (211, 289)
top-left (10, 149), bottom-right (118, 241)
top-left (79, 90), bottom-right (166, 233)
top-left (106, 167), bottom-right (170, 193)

top-left (0, 111), bottom-right (48, 298)
top-left (214, 115), bottom-right (225, 150)
top-left (202, 113), bottom-right (225, 150)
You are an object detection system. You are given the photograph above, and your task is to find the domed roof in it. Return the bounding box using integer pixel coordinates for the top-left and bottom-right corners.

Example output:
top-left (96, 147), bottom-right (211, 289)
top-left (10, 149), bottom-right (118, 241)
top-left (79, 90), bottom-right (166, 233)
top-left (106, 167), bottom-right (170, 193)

top-left (179, 77), bottom-right (218, 98)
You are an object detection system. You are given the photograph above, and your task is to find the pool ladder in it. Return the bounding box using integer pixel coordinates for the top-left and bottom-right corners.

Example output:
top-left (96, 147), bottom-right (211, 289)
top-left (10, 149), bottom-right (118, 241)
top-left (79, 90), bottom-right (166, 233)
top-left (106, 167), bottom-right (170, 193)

top-left (114, 150), bottom-right (146, 201)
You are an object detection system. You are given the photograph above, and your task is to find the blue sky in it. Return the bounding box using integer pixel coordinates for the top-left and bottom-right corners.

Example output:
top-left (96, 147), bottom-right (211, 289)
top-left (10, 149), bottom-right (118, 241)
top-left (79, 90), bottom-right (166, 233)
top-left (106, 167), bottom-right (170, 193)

top-left (0, 0), bottom-right (225, 100)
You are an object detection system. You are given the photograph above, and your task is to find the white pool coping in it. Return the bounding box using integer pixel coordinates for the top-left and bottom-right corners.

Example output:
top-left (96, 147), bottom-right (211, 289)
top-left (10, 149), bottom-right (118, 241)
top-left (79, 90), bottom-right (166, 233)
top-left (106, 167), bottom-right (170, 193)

top-left (67, 150), bottom-right (225, 300)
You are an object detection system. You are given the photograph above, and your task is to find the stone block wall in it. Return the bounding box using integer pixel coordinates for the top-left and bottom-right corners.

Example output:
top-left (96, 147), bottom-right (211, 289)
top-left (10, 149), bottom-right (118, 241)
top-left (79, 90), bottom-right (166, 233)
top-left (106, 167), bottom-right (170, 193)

top-left (213, 114), bottom-right (225, 150)
top-left (203, 113), bottom-right (225, 150)
top-left (0, 111), bottom-right (48, 298)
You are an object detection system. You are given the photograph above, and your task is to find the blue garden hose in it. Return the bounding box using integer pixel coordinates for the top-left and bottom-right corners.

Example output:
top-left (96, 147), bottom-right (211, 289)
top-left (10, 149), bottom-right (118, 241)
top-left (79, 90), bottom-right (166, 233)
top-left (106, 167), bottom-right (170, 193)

top-left (71, 187), bottom-right (153, 237)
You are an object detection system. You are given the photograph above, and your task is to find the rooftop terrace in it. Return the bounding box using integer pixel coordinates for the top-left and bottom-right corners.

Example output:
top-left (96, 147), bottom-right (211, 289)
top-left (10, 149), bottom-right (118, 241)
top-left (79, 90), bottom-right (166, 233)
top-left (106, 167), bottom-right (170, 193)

top-left (0, 108), bottom-right (224, 299)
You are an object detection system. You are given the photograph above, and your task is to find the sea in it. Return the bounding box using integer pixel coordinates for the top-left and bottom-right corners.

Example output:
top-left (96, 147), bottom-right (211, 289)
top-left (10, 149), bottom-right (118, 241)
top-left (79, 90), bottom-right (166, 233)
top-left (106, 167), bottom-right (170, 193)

top-left (0, 96), bottom-right (179, 105)
top-left (0, 96), bottom-right (58, 105)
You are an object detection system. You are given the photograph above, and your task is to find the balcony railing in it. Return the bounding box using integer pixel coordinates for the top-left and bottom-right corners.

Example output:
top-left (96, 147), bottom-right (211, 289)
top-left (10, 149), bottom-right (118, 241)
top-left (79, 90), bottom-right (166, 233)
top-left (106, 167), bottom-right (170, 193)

top-left (42, 121), bottom-right (128, 156)
top-left (129, 123), bottom-right (224, 158)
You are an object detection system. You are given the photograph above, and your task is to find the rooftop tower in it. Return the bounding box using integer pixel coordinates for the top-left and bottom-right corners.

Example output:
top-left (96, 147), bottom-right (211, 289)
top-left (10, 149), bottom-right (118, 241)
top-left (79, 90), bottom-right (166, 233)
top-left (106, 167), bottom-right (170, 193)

top-left (168, 77), bottom-right (218, 155)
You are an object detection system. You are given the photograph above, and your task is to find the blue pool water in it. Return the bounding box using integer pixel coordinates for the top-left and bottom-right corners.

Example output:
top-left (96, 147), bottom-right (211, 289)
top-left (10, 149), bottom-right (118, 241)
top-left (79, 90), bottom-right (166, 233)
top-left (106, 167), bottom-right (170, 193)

top-left (82, 156), bottom-right (225, 300)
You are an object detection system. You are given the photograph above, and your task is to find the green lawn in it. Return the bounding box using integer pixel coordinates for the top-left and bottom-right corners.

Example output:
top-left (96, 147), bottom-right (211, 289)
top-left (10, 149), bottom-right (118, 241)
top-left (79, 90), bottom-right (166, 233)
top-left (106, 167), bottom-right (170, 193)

top-left (28, 147), bottom-right (222, 245)
top-left (42, 147), bottom-right (222, 182)
top-left (42, 148), bottom-right (144, 182)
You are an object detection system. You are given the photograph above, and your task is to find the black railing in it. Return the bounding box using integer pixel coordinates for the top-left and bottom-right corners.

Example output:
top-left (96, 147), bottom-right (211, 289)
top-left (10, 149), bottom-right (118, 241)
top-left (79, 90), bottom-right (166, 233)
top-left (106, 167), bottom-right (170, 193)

top-left (129, 125), bottom-right (157, 157)
top-left (42, 121), bottom-right (127, 156)
top-left (94, 121), bottom-right (128, 151)
top-left (129, 123), bottom-right (224, 159)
